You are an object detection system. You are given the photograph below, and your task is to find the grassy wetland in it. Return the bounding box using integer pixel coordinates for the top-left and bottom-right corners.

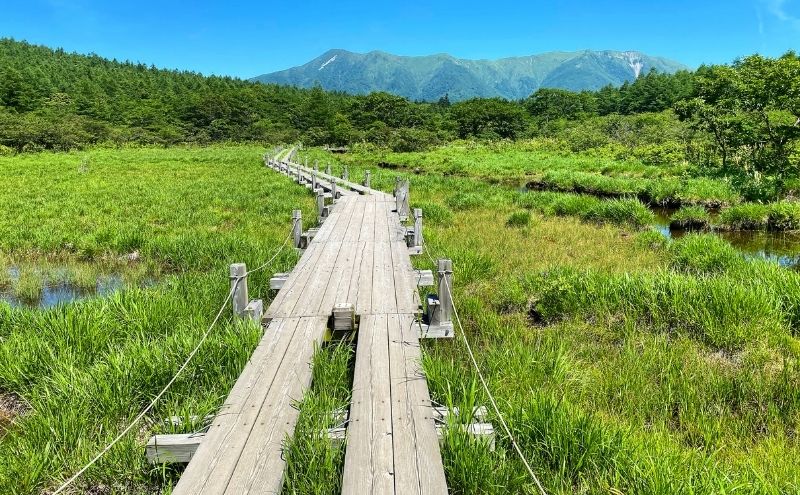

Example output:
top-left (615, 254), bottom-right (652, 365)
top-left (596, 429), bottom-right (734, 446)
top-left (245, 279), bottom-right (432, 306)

top-left (2, 141), bottom-right (800, 494)
top-left (0, 146), bottom-right (316, 493)
top-left (296, 145), bottom-right (800, 494)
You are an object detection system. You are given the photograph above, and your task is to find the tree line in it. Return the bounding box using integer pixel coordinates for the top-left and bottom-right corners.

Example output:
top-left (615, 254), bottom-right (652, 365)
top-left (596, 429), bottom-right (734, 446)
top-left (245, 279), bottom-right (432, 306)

top-left (1, 38), bottom-right (798, 196)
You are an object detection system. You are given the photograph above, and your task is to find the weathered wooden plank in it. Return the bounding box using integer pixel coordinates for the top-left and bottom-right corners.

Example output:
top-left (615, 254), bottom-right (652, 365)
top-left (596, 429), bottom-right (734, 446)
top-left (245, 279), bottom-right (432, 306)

top-left (388, 313), bottom-right (423, 495)
top-left (353, 240), bottom-right (375, 315)
top-left (390, 238), bottom-right (421, 314)
top-left (342, 314), bottom-right (394, 494)
top-left (172, 317), bottom-right (302, 494)
top-left (342, 314), bottom-right (376, 494)
top-left (225, 316), bottom-right (328, 493)
top-left (398, 313), bottom-right (448, 494)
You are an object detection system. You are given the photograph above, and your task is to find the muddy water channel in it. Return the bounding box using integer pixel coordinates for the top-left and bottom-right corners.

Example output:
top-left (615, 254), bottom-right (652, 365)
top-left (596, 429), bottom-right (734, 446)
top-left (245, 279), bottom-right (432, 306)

top-left (652, 207), bottom-right (800, 267)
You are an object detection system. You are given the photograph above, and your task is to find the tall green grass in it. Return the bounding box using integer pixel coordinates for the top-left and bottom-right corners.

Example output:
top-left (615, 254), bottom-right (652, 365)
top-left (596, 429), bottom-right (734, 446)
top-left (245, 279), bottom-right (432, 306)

top-left (0, 146), bottom-right (313, 493)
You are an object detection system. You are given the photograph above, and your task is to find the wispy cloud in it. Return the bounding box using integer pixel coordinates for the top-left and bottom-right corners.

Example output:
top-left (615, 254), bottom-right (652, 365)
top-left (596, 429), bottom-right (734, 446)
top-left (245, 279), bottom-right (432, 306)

top-left (762, 0), bottom-right (800, 30)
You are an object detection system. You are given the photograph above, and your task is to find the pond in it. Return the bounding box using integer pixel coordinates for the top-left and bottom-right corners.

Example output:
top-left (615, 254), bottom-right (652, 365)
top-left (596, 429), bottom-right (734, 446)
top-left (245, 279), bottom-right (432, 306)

top-left (652, 207), bottom-right (800, 267)
top-left (0, 264), bottom-right (154, 309)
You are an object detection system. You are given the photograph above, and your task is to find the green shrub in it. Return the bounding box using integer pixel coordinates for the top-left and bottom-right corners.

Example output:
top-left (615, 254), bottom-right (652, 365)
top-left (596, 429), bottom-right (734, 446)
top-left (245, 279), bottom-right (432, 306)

top-left (669, 206), bottom-right (710, 229)
top-left (446, 192), bottom-right (487, 210)
top-left (718, 203), bottom-right (770, 230)
top-left (587, 198), bottom-right (655, 228)
top-left (506, 211), bottom-right (531, 228)
top-left (768, 201), bottom-right (800, 231)
top-left (636, 230), bottom-right (670, 250)
top-left (668, 234), bottom-right (743, 274)
top-left (413, 201), bottom-right (454, 225)
top-left (526, 267), bottom-right (786, 350)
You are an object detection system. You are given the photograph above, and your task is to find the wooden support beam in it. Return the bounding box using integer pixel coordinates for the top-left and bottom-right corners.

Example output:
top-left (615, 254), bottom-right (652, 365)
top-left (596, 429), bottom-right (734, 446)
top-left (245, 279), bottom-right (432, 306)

top-left (300, 228), bottom-right (319, 248)
top-left (244, 299), bottom-right (263, 324)
top-left (146, 433), bottom-right (205, 464)
top-left (413, 269), bottom-right (434, 286)
top-left (270, 272), bottom-right (290, 290)
top-left (332, 302), bottom-right (355, 331)
top-left (327, 407), bottom-right (493, 449)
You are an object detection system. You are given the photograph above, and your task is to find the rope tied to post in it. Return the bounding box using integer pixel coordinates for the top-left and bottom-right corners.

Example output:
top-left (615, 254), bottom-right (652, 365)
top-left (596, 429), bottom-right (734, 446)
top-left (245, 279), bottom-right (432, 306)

top-left (51, 219), bottom-right (298, 495)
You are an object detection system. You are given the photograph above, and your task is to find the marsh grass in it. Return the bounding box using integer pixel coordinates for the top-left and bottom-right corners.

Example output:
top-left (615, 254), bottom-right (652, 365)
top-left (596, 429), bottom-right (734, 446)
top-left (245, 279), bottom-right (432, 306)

top-left (669, 206), bottom-right (710, 230)
top-left (506, 211), bottom-right (531, 228)
top-left (282, 343), bottom-right (353, 494)
top-left (0, 146), bottom-right (314, 493)
top-left (306, 144), bottom-right (800, 493)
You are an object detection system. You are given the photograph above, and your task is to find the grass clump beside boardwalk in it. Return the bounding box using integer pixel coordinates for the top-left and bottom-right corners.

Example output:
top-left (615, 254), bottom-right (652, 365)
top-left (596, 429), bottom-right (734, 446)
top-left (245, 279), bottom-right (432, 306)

top-left (0, 146), bottom-right (314, 493)
top-left (282, 343), bottom-right (353, 494)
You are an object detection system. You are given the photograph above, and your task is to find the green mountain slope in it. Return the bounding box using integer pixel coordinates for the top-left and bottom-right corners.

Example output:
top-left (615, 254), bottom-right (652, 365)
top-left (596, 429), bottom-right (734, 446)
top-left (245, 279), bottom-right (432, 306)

top-left (251, 49), bottom-right (687, 101)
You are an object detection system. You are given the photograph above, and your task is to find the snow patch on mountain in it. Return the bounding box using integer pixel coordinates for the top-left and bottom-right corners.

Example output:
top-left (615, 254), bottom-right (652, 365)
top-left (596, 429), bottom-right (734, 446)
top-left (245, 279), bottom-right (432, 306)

top-left (319, 55), bottom-right (337, 71)
top-left (623, 51), bottom-right (644, 78)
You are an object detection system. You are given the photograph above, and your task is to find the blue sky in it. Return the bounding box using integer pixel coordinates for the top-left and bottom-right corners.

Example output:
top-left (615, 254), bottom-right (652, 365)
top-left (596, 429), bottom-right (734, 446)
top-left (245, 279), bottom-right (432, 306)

top-left (1, 0), bottom-right (798, 77)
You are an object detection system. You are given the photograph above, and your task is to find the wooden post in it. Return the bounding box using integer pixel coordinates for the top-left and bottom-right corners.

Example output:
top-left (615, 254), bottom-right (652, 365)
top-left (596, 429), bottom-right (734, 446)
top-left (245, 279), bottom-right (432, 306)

top-left (230, 263), bottom-right (248, 318)
top-left (326, 163), bottom-right (332, 175)
top-left (331, 180), bottom-right (338, 201)
top-left (342, 165), bottom-right (349, 181)
top-left (400, 180), bottom-right (410, 220)
top-left (292, 210), bottom-right (302, 248)
top-left (316, 190), bottom-right (325, 221)
top-left (394, 177), bottom-right (401, 197)
top-left (436, 259), bottom-right (453, 325)
top-left (395, 179), bottom-right (409, 219)
top-left (364, 170), bottom-right (371, 189)
top-left (312, 170), bottom-right (317, 190)
top-left (413, 208), bottom-right (422, 248)
top-left (314, 160), bottom-right (319, 172)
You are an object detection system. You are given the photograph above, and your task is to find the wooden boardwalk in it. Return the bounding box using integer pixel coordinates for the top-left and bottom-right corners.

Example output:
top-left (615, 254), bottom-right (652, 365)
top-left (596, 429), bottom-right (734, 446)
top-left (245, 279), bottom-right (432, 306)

top-left (172, 152), bottom-right (447, 494)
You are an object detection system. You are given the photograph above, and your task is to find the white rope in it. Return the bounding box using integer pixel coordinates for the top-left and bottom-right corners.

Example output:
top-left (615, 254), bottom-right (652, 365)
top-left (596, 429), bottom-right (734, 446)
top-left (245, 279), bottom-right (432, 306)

top-left (52, 225), bottom-right (296, 494)
top-left (423, 239), bottom-right (547, 495)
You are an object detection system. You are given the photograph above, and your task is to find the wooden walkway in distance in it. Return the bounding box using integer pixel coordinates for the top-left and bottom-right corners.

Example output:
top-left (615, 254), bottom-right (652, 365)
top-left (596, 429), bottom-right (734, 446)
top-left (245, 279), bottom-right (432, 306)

top-left (172, 151), bottom-right (447, 494)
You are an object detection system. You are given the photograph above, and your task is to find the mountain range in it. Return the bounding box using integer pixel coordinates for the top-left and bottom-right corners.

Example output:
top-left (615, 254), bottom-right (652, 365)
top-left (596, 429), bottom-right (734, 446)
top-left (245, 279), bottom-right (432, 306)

top-left (251, 49), bottom-right (687, 101)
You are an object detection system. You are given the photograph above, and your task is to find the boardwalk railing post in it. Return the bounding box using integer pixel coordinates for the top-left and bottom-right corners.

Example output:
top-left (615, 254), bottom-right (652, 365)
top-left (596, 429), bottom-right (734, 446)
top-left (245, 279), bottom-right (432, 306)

top-left (435, 259), bottom-right (453, 326)
top-left (342, 165), bottom-right (349, 181)
top-left (314, 160), bottom-right (319, 172)
top-left (413, 208), bottom-right (422, 248)
top-left (395, 181), bottom-right (402, 213)
top-left (394, 176), bottom-right (401, 197)
top-left (331, 180), bottom-right (338, 201)
top-left (292, 210), bottom-right (302, 248)
top-left (312, 170), bottom-right (317, 191)
top-left (395, 178), bottom-right (410, 220)
top-left (326, 163), bottom-right (331, 175)
top-left (316, 189), bottom-right (325, 222)
top-left (363, 170), bottom-right (371, 189)
top-left (230, 263), bottom-right (248, 319)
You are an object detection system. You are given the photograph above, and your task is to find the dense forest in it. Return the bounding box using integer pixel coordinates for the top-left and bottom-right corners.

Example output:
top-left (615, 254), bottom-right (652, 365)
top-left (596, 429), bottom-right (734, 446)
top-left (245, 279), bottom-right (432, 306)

top-left (1, 38), bottom-right (798, 198)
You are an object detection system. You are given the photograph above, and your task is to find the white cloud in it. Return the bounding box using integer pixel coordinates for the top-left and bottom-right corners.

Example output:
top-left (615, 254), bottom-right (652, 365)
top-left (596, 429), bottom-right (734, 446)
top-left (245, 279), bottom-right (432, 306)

top-left (763, 0), bottom-right (800, 30)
